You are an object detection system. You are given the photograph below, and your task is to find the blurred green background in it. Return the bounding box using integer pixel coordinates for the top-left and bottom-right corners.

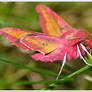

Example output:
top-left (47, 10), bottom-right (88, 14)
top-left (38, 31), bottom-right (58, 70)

top-left (0, 2), bottom-right (92, 90)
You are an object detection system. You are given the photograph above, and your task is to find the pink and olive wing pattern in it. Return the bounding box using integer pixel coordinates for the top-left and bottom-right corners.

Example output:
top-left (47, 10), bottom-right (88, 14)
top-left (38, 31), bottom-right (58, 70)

top-left (21, 35), bottom-right (61, 54)
top-left (36, 4), bottom-right (72, 37)
top-left (0, 28), bottom-right (43, 50)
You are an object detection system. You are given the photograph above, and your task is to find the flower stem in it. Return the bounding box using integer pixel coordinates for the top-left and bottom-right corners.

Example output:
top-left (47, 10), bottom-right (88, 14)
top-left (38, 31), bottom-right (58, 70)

top-left (42, 65), bottom-right (91, 90)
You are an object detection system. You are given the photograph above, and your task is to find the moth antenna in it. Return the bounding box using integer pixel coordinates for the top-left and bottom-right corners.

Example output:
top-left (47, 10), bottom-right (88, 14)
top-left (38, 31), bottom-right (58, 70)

top-left (77, 45), bottom-right (91, 66)
top-left (56, 52), bottom-right (67, 80)
top-left (80, 44), bottom-right (92, 59)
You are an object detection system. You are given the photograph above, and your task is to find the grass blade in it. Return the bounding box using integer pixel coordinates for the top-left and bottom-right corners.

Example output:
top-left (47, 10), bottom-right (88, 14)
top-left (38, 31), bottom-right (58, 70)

top-left (0, 58), bottom-right (63, 77)
top-left (0, 78), bottom-right (73, 87)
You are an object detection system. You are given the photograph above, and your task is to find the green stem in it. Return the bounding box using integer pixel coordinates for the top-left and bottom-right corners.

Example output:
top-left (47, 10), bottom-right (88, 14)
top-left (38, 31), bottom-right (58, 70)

top-left (42, 65), bottom-right (91, 90)
top-left (67, 65), bottom-right (90, 78)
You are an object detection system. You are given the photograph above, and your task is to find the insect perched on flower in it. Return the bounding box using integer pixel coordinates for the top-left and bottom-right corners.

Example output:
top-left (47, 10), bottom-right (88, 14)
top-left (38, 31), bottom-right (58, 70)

top-left (0, 4), bottom-right (92, 79)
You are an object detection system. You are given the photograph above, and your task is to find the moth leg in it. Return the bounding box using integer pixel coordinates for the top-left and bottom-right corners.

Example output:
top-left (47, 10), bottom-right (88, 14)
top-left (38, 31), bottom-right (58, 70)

top-left (80, 44), bottom-right (92, 59)
top-left (77, 45), bottom-right (91, 66)
top-left (56, 52), bottom-right (67, 80)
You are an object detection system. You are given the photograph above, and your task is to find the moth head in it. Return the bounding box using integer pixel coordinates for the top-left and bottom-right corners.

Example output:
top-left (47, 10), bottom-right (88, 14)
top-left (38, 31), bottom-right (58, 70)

top-left (68, 29), bottom-right (92, 47)
top-left (76, 30), bottom-right (92, 48)
top-left (85, 33), bottom-right (92, 48)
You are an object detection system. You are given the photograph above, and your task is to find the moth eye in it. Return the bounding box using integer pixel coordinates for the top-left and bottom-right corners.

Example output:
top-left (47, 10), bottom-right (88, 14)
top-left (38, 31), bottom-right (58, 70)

top-left (81, 41), bottom-right (87, 47)
top-left (81, 41), bottom-right (85, 45)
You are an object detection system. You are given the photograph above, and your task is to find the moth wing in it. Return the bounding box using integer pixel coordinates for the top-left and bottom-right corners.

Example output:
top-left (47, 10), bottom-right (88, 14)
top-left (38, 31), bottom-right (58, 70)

top-left (0, 28), bottom-right (43, 50)
top-left (21, 35), bottom-right (61, 54)
top-left (36, 4), bottom-right (72, 37)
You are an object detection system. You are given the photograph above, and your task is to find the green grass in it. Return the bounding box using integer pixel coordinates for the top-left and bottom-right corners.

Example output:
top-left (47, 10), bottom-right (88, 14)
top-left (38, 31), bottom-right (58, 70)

top-left (0, 57), bottom-right (91, 90)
